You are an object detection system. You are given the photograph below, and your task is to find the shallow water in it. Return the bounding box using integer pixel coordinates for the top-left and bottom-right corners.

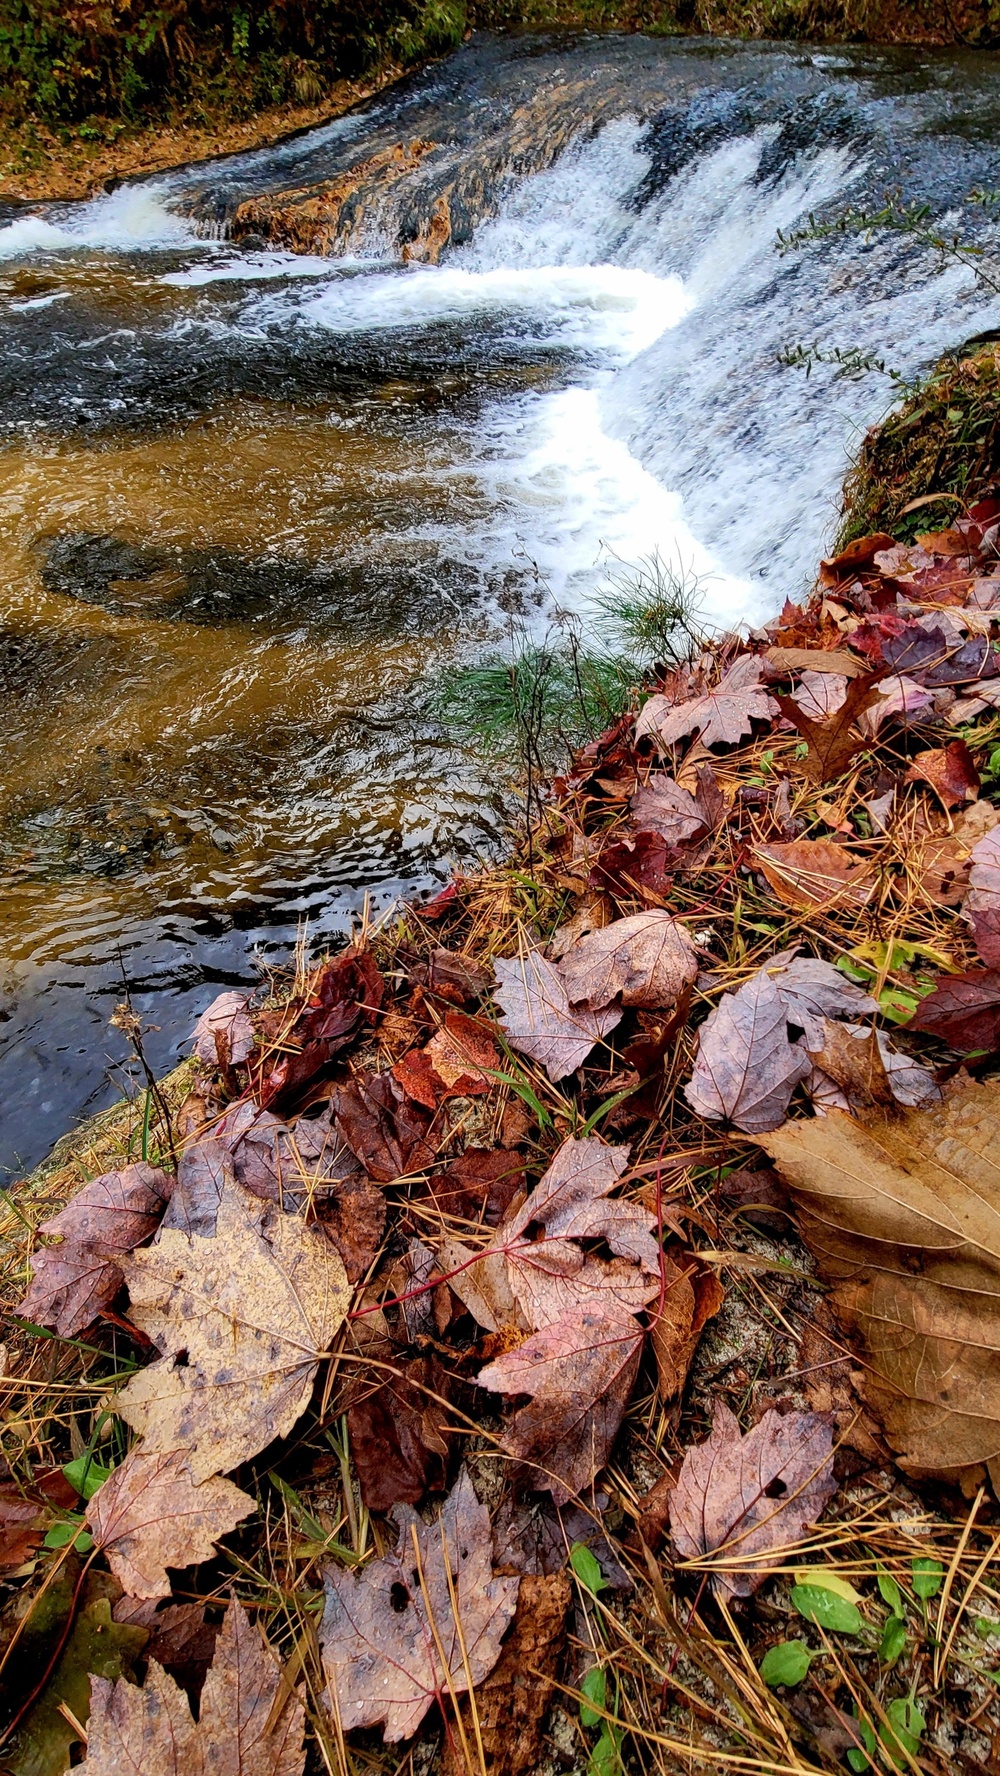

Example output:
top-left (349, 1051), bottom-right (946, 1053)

top-left (3, 31), bottom-right (1000, 1174)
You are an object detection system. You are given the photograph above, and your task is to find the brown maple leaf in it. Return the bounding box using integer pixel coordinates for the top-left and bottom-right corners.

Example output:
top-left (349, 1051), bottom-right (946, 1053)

top-left (393, 1010), bottom-right (500, 1108)
top-left (87, 1448), bottom-right (255, 1599)
top-left (18, 1163), bottom-right (173, 1338)
top-left (685, 967), bottom-right (811, 1134)
top-left (636, 657), bottom-right (778, 750)
top-left (629, 766), bottom-right (722, 846)
top-left (80, 1596), bottom-right (304, 1775)
top-left (776, 670), bottom-right (886, 782)
top-left (493, 946), bottom-right (622, 1081)
top-left (439, 1573), bottom-right (571, 1776)
top-left (320, 1469), bottom-right (518, 1743)
top-left (668, 1403), bottom-right (836, 1598)
top-left (767, 953), bottom-right (877, 1049)
top-left (759, 1079), bottom-right (1000, 1480)
top-left (557, 909), bottom-right (698, 1013)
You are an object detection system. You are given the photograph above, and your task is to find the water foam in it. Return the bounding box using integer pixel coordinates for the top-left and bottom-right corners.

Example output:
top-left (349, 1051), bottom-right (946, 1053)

top-left (0, 183), bottom-right (195, 259)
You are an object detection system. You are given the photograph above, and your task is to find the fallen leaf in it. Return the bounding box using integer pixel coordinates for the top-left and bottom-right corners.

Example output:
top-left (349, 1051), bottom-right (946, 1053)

top-left (629, 767), bottom-right (722, 847)
top-left (916, 832), bottom-right (970, 908)
top-left (427, 946), bottom-right (493, 1000)
top-left (393, 1009), bottom-right (500, 1108)
top-left (908, 969), bottom-right (1000, 1052)
top-left (331, 1069), bottom-right (435, 1181)
top-left (18, 1163), bottom-right (173, 1338)
top-left (438, 1573), bottom-right (571, 1776)
top-left (417, 1147), bottom-right (526, 1228)
top-left (476, 1304), bottom-right (644, 1503)
top-left (319, 1469), bottom-right (518, 1742)
top-left (80, 1596), bottom-right (304, 1775)
top-left (557, 909), bottom-right (698, 1012)
top-left (116, 1187), bottom-right (351, 1481)
top-left (493, 947), bottom-right (622, 1081)
top-left (0, 1485), bottom-right (45, 1570)
top-left (759, 1080), bottom-right (1000, 1477)
top-left (87, 1448), bottom-right (255, 1599)
top-left (112, 1598), bottom-right (220, 1704)
top-left (906, 739), bottom-right (980, 809)
top-left (807, 1022), bottom-right (894, 1109)
top-left (219, 1100), bottom-right (364, 1208)
top-left (10, 1584), bottom-right (148, 1776)
top-left (588, 828), bottom-right (676, 897)
top-left (160, 1139), bottom-right (230, 1238)
top-left (668, 1403), bottom-right (836, 1598)
top-left (685, 968), bottom-right (811, 1134)
top-left (964, 826), bottom-right (1000, 965)
top-left (767, 953), bottom-right (877, 1048)
top-left (635, 658), bottom-right (778, 750)
top-left (753, 839), bottom-right (876, 912)
top-left (252, 945), bottom-right (384, 1110)
top-left (791, 672), bottom-right (848, 720)
top-left (819, 532), bottom-right (895, 583)
top-left (776, 672), bottom-right (887, 782)
top-left (855, 674), bottom-right (934, 738)
top-left (192, 990), bottom-right (254, 1067)
top-left (648, 1250), bottom-right (725, 1400)
top-left (764, 646), bottom-right (867, 676)
top-left (347, 1354), bottom-right (452, 1512)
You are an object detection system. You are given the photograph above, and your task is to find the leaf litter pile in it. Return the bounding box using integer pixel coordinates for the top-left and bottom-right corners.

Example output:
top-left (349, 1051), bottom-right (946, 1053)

top-left (11, 511), bottom-right (1000, 1774)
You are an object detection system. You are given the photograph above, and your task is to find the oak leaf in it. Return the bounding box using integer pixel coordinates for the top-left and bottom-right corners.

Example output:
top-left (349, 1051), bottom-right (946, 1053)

top-left (87, 1449), bottom-right (255, 1599)
top-left (753, 839), bottom-right (876, 912)
top-left (192, 991), bottom-right (254, 1067)
top-left (320, 1469), bottom-right (518, 1742)
top-left (116, 1187), bottom-right (351, 1481)
top-left (493, 947), bottom-right (622, 1081)
top-left (635, 658), bottom-right (778, 750)
top-left (80, 1596), bottom-right (304, 1775)
top-left (776, 671), bottom-right (886, 782)
top-left (18, 1164), bottom-right (173, 1338)
top-left (475, 1305), bottom-right (643, 1504)
top-left (759, 1081), bottom-right (1000, 1478)
top-left (557, 909), bottom-right (698, 1012)
top-left (668, 1403), bottom-right (836, 1598)
top-left (685, 968), bottom-right (811, 1134)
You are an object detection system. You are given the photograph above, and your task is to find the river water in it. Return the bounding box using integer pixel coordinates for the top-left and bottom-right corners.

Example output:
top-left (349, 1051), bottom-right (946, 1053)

top-left (3, 31), bottom-right (1000, 1174)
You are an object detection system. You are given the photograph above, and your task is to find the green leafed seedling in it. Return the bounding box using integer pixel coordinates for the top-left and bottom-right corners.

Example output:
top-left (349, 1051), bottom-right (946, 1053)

top-left (570, 1542), bottom-right (608, 1597)
top-left (792, 1584), bottom-right (863, 1635)
top-left (760, 1640), bottom-right (812, 1688)
top-left (911, 1557), bottom-right (943, 1600)
top-left (580, 1666), bottom-right (606, 1729)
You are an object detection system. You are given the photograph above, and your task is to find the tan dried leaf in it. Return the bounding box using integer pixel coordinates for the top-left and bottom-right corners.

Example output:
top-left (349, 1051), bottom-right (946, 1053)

top-left (320, 1469), bottom-right (518, 1742)
top-left (753, 839), bottom-right (876, 912)
top-left (668, 1403), bottom-right (836, 1598)
top-left (759, 1080), bottom-right (1000, 1477)
top-left (649, 1252), bottom-right (725, 1400)
top-left (80, 1595), bottom-right (304, 1775)
top-left (116, 1188), bottom-right (350, 1481)
top-left (557, 909), bottom-right (698, 1012)
top-left (87, 1448), bottom-right (255, 1599)
top-left (493, 946), bottom-right (622, 1081)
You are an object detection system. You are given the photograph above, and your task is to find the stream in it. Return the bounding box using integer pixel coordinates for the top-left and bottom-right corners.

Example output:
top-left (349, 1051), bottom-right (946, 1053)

top-left (4, 30), bottom-right (1000, 1175)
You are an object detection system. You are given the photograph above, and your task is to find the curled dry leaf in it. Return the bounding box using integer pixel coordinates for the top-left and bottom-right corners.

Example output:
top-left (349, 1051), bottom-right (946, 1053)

top-left (635, 657), bottom-right (778, 750)
top-left (668, 1402), bottom-right (836, 1598)
top-left (558, 909), bottom-right (698, 1012)
top-left (685, 968), bottom-right (811, 1135)
top-left (191, 990), bottom-right (255, 1067)
top-left (320, 1469), bottom-right (518, 1743)
top-left (906, 739), bottom-right (980, 809)
top-left (18, 1163), bottom-right (173, 1338)
top-left (87, 1448), bottom-right (255, 1599)
top-left (252, 945), bottom-right (384, 1110)
top-left (476, 1305), bottom-right (643, 1504)
top-left (856, 674), bottom-right (934, 738)
top-left (80, 1596), bottom-right (304, 1776)
top-left (116, 1187), bottom-right (351, 1482)
top-left (493, 946), bottom-right (622, 1082)
top-left (753, 839), bottom-right (876, 912)
top-left (648, 1249), bottom-right (725, 1401)
top-left (759, 1079), bottom-right (1000, 1479)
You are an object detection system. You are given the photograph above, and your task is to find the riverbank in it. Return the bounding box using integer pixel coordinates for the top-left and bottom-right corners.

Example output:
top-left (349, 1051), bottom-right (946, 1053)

top-left (1, 0), bottom-right (996, 205)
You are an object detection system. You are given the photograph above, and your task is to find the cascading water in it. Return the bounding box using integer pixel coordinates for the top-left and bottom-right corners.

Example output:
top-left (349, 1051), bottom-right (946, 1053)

top-left (3, 32), bottom-right (1000, 1172)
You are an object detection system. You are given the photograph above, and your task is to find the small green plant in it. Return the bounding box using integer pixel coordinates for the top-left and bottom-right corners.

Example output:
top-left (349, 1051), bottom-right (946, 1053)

top-left (760, 1640), bottom-right (813, 1687)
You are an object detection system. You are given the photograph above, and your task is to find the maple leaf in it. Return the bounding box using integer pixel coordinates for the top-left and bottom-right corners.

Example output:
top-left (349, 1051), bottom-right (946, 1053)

top-left (393, 1010), bottom-right (500, 1108)
top-left (856, 674), bottom-right (934, 738)
top-left (252, 946), bottom-right (384, 1110)
top-left (909, 969), bottom-right (1000, 1052)
top-left (87, 1448), bottom-right (255, 1599)
top-left (320, 1469), bottom-right (518, 1743)
top-left (964, 826), bottom-right (1000, 965)
top-left (557, 909), bottom-right (698, 1012)
top-left (475, 1304), bottom-right (643, 1504)
top-left (906, 740), bottom-right (980, 809)
top-left (791, 671), bottom-right (848, 720)
top-left (493, 947), bottom-right (622, 1081)
top-left (80, 1596), bottom-right (304, 1775)
top-left (116, 1187), bottom-right (351, 1481)
top-left (191, 990), bottom-right (254, 1067)
top-left (767, 953), bottom-right (877, 1049)
top-left (635, 657), bottom-right (778, 750)
top-left (438, 1573), bottom-right (571, 1776)
top-left (347, 1352), bottom-right (452, 1511)
top-left (18, 1163), bottom-right (173, 1338)
top-left (776, 671), bottom-right (886, 782)
top-left (668, 1403), bottom-right (836, 1598)
top-left (629, 768), bottom-right (722, 846)
top-left (759, 1079), bottom-right (1000, 1478)
top-left (685, 968), bottom-right (811, 1134)
top-left (753, 839), bottom-right (876, 912)
top-left (0, 1486), bottom-right (45, 1570)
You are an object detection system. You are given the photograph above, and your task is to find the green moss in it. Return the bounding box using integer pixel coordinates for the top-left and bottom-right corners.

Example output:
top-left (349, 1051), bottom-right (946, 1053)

top-left (839, 339), bottom-right (1000, 546)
